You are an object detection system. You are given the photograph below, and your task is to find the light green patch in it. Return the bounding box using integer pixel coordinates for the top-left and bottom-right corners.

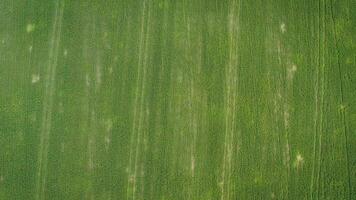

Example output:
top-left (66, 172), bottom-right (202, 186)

top-left (26, 23), bottom-right (35, 33)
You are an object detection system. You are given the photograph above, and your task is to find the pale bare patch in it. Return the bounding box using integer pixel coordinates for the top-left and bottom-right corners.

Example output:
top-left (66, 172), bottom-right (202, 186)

top-left (284, 109), bottom-right (289, 127)
top-left (280, 23), bottom-right (286, 33)
top-left (26, 24), bottom-right (35, 33)
top-left (339, 104), bottom-right (347, 111)
top-left (85, 74), bottom-right (90, 87)
top-left (191, 155), bottom-right (195, 176)
top-left (32, 74), bottom-right (40, 83)
top-left (294, 153), bottom-right (304, 169)
top-left (105, 135), bottom-right (111, 146)
top-left (287, 64), bottom-right (297, 80)
top-left (128, 175), bottom-right (135, 183)
top-left (105, 119), bottom-right (113, 132)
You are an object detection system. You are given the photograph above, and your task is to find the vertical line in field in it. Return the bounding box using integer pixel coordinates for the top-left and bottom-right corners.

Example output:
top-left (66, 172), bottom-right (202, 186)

top-left (221, 0), bottom-right (240, 199)
top-left (80, 8), bottom-right (99, 198)
top-left (281, 47), bottom-right (291, 197)
top-left (185, 1), bottom-right (199, 181)
top-left (310, 1), bottom-right (322, 198)
top-left (35, 1), bottom-right (65, 200)
top-left (330, 1), bottom-right (352, 198)
top-left (126, 1), bottom-right (146, 198)
top-left (127, 1), bottom-right (151, 199)
top-left (182, 3), bottom-right (199, 197)
top-left (316, 1), bottom-right (326, 198)
top-left (134, 2), bottom-right (151, 199)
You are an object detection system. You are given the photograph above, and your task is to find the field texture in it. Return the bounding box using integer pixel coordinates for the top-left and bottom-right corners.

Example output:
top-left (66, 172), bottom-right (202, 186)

top-left (1, 0), bottom-right (355, 199)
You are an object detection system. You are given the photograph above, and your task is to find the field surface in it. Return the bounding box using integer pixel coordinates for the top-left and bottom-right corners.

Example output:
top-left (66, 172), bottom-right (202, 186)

top-left (0, 0), bottom-right (355, 199)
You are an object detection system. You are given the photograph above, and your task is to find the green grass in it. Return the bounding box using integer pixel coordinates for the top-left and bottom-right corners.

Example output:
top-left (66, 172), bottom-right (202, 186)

top-left (0, 0), bottom-right (355, 199)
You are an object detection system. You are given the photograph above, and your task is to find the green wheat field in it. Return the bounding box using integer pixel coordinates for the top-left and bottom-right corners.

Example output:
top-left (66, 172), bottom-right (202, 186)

top-left (0, 0), bottom-right (355, 199)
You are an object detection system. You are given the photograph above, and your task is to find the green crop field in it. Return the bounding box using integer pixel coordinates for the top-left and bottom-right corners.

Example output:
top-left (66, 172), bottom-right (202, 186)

top-left (0, 0), bottom-right (355, 199)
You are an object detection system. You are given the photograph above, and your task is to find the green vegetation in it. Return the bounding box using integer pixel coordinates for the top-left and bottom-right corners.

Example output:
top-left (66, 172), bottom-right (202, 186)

top-left (0, 0), bottom-right (355, 199)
